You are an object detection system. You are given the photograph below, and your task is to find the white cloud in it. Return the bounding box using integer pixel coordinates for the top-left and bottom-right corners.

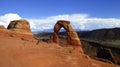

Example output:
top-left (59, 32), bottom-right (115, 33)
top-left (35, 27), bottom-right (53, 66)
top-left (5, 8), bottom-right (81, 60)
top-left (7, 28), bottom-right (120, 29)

top-left (0, 13), bottom-right (21, 28)
top-left (27, 14), bottom-right (89, 31)
top-left (0, 13), bottom-right (120, 31)
top-left (27, 14), bottom-right (120, 31)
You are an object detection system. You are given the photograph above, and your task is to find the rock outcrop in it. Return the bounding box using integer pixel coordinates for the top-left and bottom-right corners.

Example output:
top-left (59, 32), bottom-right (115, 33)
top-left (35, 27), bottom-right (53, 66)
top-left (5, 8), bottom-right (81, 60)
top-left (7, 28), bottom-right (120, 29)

top-left (81, 39), bottom-right (120, 64)
top-left (7, 20), bottom-right (31, 33)
top-left (97, 47), bottom-right (117, 64)
top-left (0, 25), bottom-right (6, 29)
top-left (52, 20), bottom-right (84, 54)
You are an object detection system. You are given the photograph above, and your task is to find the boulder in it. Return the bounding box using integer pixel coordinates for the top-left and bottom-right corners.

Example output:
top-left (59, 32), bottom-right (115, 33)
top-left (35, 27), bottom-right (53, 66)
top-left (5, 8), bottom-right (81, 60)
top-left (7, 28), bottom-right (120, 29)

top-left (7, 19), bottom-right (31, 33)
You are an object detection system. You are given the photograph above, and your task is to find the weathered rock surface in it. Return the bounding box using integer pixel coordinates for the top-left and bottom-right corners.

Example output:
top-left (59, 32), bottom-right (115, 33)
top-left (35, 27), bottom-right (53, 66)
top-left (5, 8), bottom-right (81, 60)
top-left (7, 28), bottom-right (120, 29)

top-left (81, 39), bottom-right (120, 64)
top-left (52, 20), bottom-right (83, 54)
top-left (0, 25), bottom-right (6, 29)
top-left (7, 20), bottom-right (31, 33)
top-left (97, 47), bottom-right (117, 64)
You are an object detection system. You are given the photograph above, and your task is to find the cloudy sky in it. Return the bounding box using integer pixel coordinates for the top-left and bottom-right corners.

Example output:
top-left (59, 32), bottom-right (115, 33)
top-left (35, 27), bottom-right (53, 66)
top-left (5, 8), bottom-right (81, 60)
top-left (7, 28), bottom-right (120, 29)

top-left (0, 0), bottom-right (120, 31)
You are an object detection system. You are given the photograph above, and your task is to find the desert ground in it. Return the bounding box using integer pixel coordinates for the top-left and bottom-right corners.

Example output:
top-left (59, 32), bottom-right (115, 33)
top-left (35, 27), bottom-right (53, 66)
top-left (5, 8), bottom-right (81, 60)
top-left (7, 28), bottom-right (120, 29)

top-left (0, 29), bottom-right (119, 67)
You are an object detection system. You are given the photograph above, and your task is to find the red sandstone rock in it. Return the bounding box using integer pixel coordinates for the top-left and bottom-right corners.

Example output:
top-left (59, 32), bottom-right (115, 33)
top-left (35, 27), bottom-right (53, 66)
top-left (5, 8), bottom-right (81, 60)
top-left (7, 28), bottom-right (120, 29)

top-left (7, 19), bottom-right (31, 33)
top-left (52, 20), bottom-right (83, 53)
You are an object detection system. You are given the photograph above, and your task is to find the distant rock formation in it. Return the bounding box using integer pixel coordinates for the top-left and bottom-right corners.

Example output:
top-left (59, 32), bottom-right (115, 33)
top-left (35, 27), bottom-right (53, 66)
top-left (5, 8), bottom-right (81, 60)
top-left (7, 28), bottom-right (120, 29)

top-left (52, 20), bottom-right (84, 54)
top-left (0, 25), bottom-right (6, 29)
top-left (7, 20), bottom-right (31, 33)
top-left (79, 28), bottom-right (120, 41)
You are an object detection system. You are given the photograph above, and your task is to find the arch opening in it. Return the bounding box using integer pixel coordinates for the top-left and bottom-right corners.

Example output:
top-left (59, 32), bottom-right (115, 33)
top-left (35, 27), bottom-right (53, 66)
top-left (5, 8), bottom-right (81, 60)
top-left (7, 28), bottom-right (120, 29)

top-left (58, 27), bottom-right (68, 47)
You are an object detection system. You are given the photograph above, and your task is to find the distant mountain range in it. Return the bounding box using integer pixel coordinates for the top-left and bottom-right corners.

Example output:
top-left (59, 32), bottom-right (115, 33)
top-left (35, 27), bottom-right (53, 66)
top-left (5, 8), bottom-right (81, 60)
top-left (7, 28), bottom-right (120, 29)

top-left (32, 28), bottom-right (89, 34)
top-left (78, 27), bottom-right (120, 41)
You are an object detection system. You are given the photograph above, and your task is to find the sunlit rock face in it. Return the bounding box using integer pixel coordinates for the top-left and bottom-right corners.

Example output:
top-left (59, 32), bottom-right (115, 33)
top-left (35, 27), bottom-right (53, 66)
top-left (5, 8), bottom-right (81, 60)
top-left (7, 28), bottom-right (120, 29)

top-left (7, 19), bottom-right (31, 33)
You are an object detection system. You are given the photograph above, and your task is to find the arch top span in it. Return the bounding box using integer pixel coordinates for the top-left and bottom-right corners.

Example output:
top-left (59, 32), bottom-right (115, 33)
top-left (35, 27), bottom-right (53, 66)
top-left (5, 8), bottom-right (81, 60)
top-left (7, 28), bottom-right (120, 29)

top-left (54, 20), bottom-right (73, 33)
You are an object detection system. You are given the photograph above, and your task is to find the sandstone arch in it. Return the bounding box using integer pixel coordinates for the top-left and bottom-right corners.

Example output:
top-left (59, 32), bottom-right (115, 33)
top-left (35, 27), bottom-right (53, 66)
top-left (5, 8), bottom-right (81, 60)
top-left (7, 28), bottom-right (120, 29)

top-left (52, 20), bottom-right (84, 53)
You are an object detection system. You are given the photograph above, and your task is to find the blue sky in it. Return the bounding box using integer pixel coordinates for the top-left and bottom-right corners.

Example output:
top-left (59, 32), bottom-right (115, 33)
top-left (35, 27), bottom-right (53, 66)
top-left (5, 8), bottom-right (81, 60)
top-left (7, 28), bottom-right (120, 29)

top-left (0, 0), bottom-right (120, 31)
top-left (0, 0), bottom-right (120, 18)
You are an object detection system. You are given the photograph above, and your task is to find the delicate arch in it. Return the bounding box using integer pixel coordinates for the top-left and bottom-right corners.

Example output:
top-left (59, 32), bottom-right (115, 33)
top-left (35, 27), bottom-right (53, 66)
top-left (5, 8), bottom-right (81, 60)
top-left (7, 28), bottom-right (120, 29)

top-left (52, 20), bottom-right (82, 46)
